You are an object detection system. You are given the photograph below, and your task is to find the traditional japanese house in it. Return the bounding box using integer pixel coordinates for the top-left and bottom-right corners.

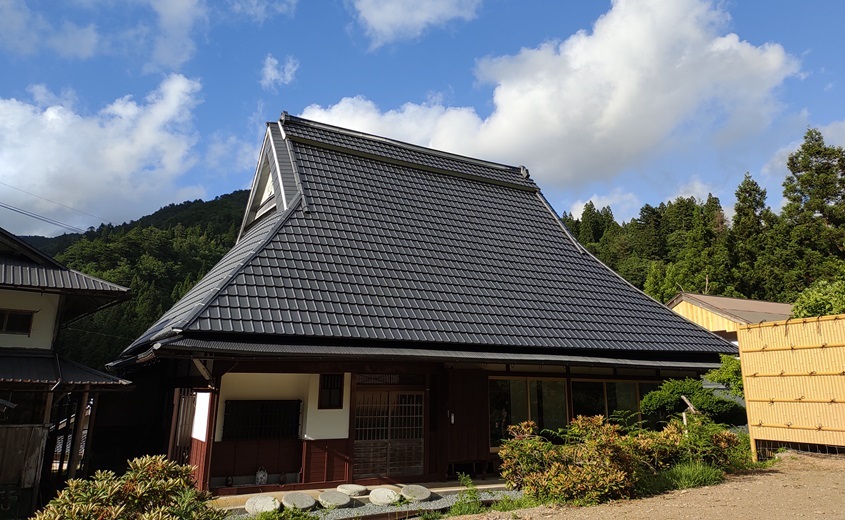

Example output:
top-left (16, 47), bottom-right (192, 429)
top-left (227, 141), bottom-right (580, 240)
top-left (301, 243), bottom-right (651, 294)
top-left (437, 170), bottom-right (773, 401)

top-left (108, 114), bottom-right (736, 494)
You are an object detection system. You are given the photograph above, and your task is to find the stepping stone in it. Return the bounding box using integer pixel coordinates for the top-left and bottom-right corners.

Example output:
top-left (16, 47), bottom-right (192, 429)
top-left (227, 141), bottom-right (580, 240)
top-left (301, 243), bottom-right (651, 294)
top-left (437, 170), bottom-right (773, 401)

top-left (401, 484), bottom-right (431, 502)
top-left (337, 483), bottom-right (368, 497)
top-left (369, 487), bottom-right (401, 506)
top-left (282, 491), bottom-right (316, 511)
top-left (319, 490), bottom-right (352, 509)
top-left (245, 495), bottom-right (280, 515)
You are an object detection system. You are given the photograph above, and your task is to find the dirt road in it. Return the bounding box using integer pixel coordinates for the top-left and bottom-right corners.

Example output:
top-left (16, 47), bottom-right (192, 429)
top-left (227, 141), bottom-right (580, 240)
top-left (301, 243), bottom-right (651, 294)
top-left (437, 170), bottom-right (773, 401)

top-left (474, 451), bottom-right (845, 520)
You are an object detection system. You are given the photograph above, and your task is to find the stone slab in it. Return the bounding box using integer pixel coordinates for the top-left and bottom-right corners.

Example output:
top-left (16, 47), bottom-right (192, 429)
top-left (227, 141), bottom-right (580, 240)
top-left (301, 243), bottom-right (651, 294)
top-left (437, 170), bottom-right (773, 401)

top-left (245, 495), bottom-right (280, 515)
top-left (282, 491), bottom-right (316, 511)
top-left (337, 483), bottom-right (368, 497)
top-left (369, 487), bottom-right (401, 506)
top-left (319, 490), bottom-right (352, 509)
top-left (401, 484), bottom-right (431, 502)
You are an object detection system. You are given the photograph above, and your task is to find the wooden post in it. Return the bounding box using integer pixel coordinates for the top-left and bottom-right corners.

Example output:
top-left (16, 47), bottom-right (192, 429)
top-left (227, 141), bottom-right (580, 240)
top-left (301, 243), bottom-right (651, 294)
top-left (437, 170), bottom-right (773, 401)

top-left (67, 390), bottom-right (89, 479)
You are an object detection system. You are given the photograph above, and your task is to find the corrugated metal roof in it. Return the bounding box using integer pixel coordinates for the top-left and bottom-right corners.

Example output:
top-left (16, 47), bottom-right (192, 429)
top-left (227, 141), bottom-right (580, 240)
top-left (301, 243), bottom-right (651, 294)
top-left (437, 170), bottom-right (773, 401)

top-left (0, 254), bottom-right (127, 294)
top-left (0, 350), bottom-right (129, 386)
top-left (0, 228), bottom-right (129, 321)
top-left (123, 115), bottom-right (736, 359)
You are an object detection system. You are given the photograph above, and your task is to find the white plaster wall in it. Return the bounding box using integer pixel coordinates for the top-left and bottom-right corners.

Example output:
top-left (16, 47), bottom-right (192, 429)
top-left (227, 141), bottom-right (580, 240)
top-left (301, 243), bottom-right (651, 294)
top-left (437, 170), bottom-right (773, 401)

top-left (302, 373), bottom-right (351, 440)
top-left (0, 289), bottom-right (59, 349)
top-left (192, 392), bottom-right (211, 441)
top-left (215, 373), bottom-right (311, 441)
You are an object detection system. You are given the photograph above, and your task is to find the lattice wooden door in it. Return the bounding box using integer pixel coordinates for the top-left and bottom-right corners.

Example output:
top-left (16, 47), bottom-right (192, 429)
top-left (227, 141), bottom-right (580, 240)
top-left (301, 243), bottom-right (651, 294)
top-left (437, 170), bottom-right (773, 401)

top-left (354, 391), bottom-right (424, 478)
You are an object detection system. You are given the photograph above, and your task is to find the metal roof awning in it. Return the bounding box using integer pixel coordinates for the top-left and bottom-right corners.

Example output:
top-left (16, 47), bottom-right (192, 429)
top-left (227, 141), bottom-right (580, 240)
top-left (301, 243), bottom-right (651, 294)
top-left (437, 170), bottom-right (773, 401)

top-left (0, 350), bottom-right (131, 387)
top-left (147, 337), bottom-right (721, 371)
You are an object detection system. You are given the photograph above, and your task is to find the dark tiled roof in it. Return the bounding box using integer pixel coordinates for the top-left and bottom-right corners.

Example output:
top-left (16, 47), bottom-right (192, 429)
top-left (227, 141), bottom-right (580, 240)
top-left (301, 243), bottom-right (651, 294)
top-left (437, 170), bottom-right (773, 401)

top-left (0, 349), bottom-right (129, 387)
top-left (280, 115), bottom-right (535, 189)
top-left (124, 115), bottom-right (735, 358)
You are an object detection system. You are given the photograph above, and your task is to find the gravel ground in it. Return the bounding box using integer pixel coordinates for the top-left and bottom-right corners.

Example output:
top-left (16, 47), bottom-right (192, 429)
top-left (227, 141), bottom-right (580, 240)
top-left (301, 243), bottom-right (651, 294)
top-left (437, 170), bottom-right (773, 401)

top-left (463, 451), bottom-right (845, 520)
top-left (227, 451), bottom-right (845, 520)
top-left (226, 490), bottom-right (523, 519)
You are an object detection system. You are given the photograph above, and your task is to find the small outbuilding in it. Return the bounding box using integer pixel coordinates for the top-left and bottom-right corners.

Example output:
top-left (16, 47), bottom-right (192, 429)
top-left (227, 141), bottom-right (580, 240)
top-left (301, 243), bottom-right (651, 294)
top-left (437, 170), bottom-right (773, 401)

top-left (0, 227), bottom-right (129, 516)
top-left (667, 292), bottom-right (793, 344)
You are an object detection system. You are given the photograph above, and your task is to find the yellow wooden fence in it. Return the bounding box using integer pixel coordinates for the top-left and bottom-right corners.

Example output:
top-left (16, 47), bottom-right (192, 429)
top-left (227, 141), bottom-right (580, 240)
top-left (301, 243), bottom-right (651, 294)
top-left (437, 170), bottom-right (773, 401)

top-left (738, 314), bottom-right (845, 458)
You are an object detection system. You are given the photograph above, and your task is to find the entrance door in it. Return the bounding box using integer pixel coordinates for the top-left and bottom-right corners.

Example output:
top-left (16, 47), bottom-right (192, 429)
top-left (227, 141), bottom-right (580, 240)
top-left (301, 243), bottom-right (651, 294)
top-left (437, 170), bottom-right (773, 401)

top-left (353, 391), bottom-right (424, 478)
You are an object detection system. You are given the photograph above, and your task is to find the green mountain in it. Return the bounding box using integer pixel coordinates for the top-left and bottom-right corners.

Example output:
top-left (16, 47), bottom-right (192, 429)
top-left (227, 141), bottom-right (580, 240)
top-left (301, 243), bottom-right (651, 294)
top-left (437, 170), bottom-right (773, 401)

top-left (21, 190), bottom-right (249, 369)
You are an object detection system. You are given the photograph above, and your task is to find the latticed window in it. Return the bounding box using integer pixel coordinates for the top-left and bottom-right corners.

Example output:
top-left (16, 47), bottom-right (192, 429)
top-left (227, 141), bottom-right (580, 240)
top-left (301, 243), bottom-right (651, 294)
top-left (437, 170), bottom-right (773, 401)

top-left (319, 374), bottom-right (344, 409)
top-left (222, 400), bottom-right (301, 441)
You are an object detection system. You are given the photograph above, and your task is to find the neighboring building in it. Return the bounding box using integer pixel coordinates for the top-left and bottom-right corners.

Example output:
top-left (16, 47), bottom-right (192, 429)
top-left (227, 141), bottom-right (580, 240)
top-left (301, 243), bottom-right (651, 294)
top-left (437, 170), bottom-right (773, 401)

top-left (0, 227), bottom-right (129, 517)
top-left (667, 292), bottom-right (793, 344)
top-left (109, 114), bottom-right (736, 494)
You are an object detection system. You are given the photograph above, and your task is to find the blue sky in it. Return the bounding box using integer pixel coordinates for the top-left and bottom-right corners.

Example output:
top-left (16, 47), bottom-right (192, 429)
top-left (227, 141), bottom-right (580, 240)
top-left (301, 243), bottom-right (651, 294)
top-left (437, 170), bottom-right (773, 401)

top-left (2, 0), bottom-right (845, 236)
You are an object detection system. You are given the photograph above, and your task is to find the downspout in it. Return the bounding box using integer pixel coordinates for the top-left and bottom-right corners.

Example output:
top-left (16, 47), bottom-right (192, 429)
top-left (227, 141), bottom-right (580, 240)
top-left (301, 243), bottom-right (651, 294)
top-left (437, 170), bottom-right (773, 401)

top-left (50, 352), bottom-right (64, 392)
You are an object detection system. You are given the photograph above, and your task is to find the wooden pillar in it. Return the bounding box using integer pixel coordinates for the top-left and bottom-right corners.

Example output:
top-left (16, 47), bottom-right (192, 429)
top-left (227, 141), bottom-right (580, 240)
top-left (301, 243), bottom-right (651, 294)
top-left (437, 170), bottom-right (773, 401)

top-left (67, 389), bottom-right (89, 479)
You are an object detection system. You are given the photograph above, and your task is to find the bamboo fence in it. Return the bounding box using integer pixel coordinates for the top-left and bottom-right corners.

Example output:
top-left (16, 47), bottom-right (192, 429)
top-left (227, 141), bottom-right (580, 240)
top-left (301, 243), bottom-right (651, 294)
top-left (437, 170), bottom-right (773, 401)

top-left (739, 314), bottom-right (845, 458)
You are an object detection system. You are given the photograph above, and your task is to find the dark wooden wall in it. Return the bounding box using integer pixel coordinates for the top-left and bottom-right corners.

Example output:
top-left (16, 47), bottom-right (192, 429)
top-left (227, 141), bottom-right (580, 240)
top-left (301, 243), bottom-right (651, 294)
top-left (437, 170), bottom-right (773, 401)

top-left (446, 370), bottom-right (490, 465)
top-left (209, 439), bottom-right (301, 479)
top-left (302, 439), bottom-right (350, 484)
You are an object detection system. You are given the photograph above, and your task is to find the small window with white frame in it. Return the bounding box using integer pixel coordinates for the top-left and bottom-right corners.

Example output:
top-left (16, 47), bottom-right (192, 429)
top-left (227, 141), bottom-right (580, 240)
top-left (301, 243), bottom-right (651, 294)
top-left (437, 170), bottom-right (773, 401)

top-left (0, 310), bottom-right (34, 335)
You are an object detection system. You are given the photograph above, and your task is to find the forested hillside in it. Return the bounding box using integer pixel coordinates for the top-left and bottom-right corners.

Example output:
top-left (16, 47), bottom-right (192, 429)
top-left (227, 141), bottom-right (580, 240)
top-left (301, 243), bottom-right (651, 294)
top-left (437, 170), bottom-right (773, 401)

top-left (562, 128), bottom-right (845, 305)
top-left (25, 190), bottom-right (249, 368)
top-left (25, 128), bottom-right (845, 370)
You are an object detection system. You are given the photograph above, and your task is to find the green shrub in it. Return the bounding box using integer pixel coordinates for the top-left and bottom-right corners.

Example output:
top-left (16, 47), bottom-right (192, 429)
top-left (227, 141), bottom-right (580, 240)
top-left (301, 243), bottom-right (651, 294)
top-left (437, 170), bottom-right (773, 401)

top-left (257, 509), bottom-right (313, 520)
top-left (705, 354), bottom-right (744, 398)
top-left (33, 455), bottom-right (225, 520)
top-left (663, 462), bottom-right (724, 488)
top-left (640, 378), bottom-right (747, 426)
top-left (499, 416), bottom-right (748, 506)
top-left (498, 421), bottom-right (561, 491)
top-left (416, 510), bottom-right (443, 520)
top-left (448, 473), bottom-right (485, 516)
top-left (517, 416), bottom-right (650, 505)
top-left (633, 470), bottom-right (675, 497)
top-left (489, 495), bottom-right (541, 512)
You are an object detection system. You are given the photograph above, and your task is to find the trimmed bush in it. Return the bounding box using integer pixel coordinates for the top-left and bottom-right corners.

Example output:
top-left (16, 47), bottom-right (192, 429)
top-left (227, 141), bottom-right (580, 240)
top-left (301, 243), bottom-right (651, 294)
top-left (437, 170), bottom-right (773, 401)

top-left (33, 455), bottom-right (225, 520)
top-left (640, 378), bottom-right (746, 426)
top-left (498, 415), bottom-right (754, 506)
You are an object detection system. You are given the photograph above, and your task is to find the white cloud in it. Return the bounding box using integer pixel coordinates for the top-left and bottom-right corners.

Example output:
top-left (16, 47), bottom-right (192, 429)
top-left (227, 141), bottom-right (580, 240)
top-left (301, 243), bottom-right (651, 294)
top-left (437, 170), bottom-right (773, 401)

top-left (260, 54), bottom-right (299, 90)
top-left (352, 0), bottom-right (482, 48)
top-left (0, 75), bottom-right (205, 235)
top-left (0, 0), bottom-right (99, 59)
top-left (205, 133), bottom-right (258, 174)
top-left (673, 176), bottom-right (719, 201)
top-left (48, 21), bottom-right (99, 59)
top-left (307, 0), bottom-right (799, 192)
top-left (230, 0), bottom-right (297, 22)
top-left (568, 188), bottom-right (642, 222)
top-left (145, 0), bottom-right (207, 71)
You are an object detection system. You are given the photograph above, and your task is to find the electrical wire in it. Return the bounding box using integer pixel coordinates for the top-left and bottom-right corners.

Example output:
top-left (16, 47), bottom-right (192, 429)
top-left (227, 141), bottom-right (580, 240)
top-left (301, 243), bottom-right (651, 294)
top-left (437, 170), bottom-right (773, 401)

top-left (0, 201), bottom-right (87, 233)
top-left (0, 180), bottom-right (110, 223)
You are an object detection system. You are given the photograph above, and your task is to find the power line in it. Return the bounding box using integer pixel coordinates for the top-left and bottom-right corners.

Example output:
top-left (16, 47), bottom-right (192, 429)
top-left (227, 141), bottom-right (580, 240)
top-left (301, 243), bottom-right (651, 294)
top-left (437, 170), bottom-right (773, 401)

top-left (0, 201), bottom-right (87, 233)
top-left (0, 180), bottom-right (110, 223)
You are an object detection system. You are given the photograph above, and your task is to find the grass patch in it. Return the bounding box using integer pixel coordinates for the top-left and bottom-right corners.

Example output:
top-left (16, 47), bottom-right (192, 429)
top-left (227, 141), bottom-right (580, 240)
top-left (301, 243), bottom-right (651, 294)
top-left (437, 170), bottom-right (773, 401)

top-left (448, 473), bottom-right (486, 517)
top-left (488, 495), bottom-right (542, 512)
top-left (664, 461), bottom-right (724, 489)
top-left (256, 508), bottom-right (315, 520)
